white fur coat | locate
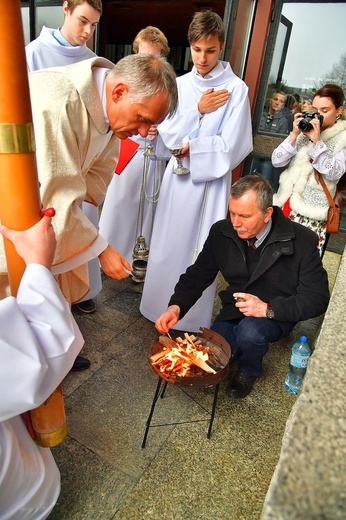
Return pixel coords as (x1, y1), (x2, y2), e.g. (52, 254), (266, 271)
(274, 120), (346, 220)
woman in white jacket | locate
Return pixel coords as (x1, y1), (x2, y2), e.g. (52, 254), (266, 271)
(272, 83), (346, 254)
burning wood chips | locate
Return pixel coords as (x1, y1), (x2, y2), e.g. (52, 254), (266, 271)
(150, 333), (216, 378)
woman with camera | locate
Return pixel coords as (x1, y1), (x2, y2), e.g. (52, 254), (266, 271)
(272, 83), (346, 254)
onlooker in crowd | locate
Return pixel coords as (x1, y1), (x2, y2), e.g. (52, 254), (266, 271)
(273, 83), (346, 254)
(282, 93), (301, 131)
(26, 0), (103, 318)
(0, 214), (83, 519)
(291, 93), (302, 114)
(281, 93), (295, 131)
(155, 175), (330, 398)
(287, 93), (301, 115)
(140, 10), (252, 331)
(301, 98), (313, 112)
(0, 54), (178, 370)
(251, 91), (289, 191)
(99, 26), (170, 266)
(259, 91), (289, 135)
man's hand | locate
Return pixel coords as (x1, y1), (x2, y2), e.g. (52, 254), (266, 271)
(155, 305), (180, 334)
(0, 212), (56, 269)
(198, 88), (230, 115)
(99, 244), (132, 279)
(233, 292), (267, 318)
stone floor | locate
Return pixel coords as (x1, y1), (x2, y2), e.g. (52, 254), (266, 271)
(48, 246), (343, 520)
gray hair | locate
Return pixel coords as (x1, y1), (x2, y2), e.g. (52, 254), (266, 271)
(108, 54), (177, 118)
(231, 174), (273, 214)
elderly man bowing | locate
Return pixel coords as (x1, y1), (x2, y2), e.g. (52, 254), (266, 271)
(0, 54), (178, 369)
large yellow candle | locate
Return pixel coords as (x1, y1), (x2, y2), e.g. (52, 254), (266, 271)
(0, 0), (41, 295)
(0, 0), (66, 448)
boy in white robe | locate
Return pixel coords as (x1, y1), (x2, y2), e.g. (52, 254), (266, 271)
(0, 214), (83, 519)
(140, 10), (253, 331)
(26, 0), (103, 319)
(26, 0), (101, 71)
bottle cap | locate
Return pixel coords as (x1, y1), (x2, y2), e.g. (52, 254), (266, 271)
(300, 335), (307, 342)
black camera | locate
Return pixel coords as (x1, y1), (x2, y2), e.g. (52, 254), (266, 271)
(298, 110), (324, 132)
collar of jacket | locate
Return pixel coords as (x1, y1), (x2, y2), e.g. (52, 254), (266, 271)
(220, 206), (296, 256)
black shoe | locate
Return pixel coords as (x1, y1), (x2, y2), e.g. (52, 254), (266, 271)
(71, 355), (91, 371)
(226, 370), (258, 398)
(75, 299), (96, 314)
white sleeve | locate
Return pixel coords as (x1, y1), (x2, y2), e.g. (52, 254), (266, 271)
(0, 264), (83, 421)
(308, 141), (346, 181)
(51, 234), (107, 275)
(272, 136), (297, 167)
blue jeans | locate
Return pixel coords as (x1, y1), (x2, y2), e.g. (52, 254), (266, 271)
(211, 317), (284, 377)
(251, 157), (285, 193)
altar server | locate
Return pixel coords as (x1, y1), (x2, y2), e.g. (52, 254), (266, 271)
(140, 10), (253, 331)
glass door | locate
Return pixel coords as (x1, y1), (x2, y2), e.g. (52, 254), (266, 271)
(245, 1), (346, 199)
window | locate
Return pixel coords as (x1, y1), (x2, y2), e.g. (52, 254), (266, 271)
(247, 1), (346, 195)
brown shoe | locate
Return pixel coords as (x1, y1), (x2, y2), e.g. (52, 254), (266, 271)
(226, 370), (258, 398)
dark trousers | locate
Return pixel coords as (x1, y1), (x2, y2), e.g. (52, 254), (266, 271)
(211, 317), (284, 377)
(251, 157), (285, 193)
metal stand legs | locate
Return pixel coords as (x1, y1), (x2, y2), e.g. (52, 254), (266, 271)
(142, 377), (164, 448)
(142, 377), (220, 448)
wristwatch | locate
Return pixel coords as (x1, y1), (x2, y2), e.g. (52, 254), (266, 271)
(266, 304), (275, 320)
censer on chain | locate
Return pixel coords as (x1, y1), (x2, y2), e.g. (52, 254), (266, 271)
(131, 140), (155, 283)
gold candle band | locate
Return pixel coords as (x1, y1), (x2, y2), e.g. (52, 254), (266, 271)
(0, 122), (35, 153)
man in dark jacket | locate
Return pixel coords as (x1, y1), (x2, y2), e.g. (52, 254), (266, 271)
(259, 91), (289, 134)
(252, 91), (289, 191)
(156, 175), (330, 398)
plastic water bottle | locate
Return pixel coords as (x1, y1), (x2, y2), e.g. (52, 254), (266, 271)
(285, 336), (311, 394)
